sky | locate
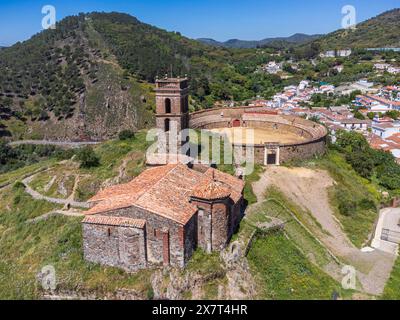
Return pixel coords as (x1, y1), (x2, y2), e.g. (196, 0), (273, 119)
(0, 0), (399, 46)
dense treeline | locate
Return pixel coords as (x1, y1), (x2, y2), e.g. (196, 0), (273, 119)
(1, 9), (399, 127)
(0, 14), (99, 119)
(0, 11), (283, 117)
(87, 12), (282, 106)
(313, 9), (400, 50)
(0, 140), (72, 173)
(334, 130), (400, 191)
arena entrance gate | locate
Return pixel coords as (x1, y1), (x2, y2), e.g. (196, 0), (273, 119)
(264, 143), (280, 166)
(232, 119), (241, 127)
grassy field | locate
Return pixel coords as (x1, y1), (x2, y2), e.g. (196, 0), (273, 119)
(382, 256), (400, 300)
(1, 136), (392, 300)
(243, 164), (264, 206)
(0, 136), (156, 299)
(261, 187), (338, 269)
(84, 131), (150, 181)
(0, 134), (230, 300)
(315, 151), (381, 248)
(242, 182), (354, 300)
(248, 231), (350, 300)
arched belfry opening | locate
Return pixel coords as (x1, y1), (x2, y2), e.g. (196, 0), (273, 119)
(155, 76), (189, 154)
(165, 98), (172, 114)
(165, 118), (170, 132)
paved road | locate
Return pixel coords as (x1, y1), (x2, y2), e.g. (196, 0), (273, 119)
(372, 208), (400, 254)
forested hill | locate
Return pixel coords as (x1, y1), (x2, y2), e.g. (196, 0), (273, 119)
(0, 12), (277, 141)
(198, 33), (323, 49)
(313, 8), (400, 49)
(2, 9), (398, 141)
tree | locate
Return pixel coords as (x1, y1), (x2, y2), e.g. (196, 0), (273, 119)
(76, 147), (100, 168)
(118, 130), (135, 140)
(354, 111), (365, 120)
(385, 110), (400, 120)
(336, 130), (370, 153)
(0, 140), (14, 165)
(346, 150), (375, 179)
(367, 112), (375, 120)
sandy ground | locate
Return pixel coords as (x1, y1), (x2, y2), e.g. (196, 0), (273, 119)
(208, 127), (307, 145)
(251, 166), (397, 296)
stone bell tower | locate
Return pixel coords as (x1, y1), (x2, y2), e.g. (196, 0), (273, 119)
(155, 76), (190, 154)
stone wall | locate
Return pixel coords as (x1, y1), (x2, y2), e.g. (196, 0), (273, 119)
(211, 201), (230, 251)
(105, 206), (193, 268)
(238, 137), (326, 164)
(279, 138), (326, 163)
(82, 223), (146, 272)
(184, 214), (197, 262)
(191, 198), (234, 252)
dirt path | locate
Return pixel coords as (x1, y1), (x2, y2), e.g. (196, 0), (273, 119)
(22, 174), (90, 209)
(26, 209), (84, 223)
(251, 166), (396, 296)
(9, 140), (100, 148)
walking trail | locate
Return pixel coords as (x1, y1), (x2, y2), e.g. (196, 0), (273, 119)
(9, 140), (100, 148)
(22, 174), (90, 209)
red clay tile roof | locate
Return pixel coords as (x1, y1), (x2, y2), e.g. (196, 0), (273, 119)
(82, 215), (146, 228)
(365, 95), (400, 107)
(369, 134), (398, 151)
(191, 178), (231, 200)
(204, 168), (244, 203)
(386, 133), (400, 145)
(88, 165), (175, 203)
(85, 164), (244, 225)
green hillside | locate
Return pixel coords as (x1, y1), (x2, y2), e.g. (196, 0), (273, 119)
(315, 8), (400, 49)
(0, 12), (278, 141)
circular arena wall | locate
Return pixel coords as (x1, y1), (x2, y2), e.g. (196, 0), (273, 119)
(189, 106), (328, 165)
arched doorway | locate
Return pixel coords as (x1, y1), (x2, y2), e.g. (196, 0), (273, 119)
(164, 118), (170, 132)
(232, 119), (241, 127)
(165, 98), (172, 114)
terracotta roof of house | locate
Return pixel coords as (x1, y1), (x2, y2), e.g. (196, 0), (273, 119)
(372, 123), (397, 129)
(365, 95), (400, 107)
(85, 164), (244, 225)
(341, 119), (371, 124)
(82, 215), (146, 229)
(369, 134), (398, 151)
(387, 133), (400, 145)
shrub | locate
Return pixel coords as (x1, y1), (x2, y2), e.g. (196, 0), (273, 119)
(76, 147), (100, 168)
(118, 130), (135, 141)
(358, 198), (376, 211)
(54, 149), (76, 161)
(12, 181), (25, 191)
(146, 287), (154, 300)
(336, 188), (357, 216)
